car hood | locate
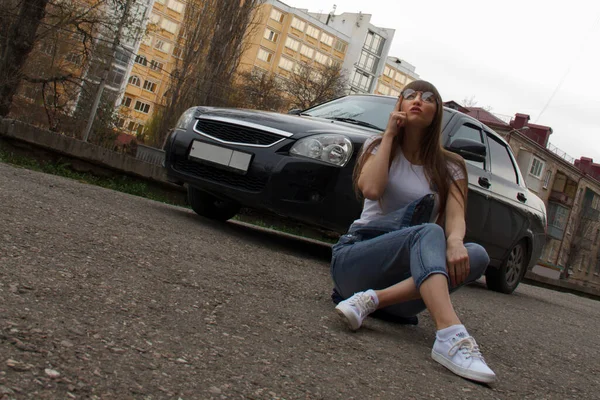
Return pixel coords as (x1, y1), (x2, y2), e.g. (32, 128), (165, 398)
(193, 107), (381, 141)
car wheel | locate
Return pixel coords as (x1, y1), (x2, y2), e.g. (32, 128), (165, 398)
(486, 240), (527, 294)
(187, 186), (240, 221)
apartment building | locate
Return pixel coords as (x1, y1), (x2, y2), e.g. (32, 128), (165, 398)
(116, 0), (418, 132)
(240, 1), (351, 82)
(374, 57), (420, 97)
(446, 102), (600, 290)
(13, 0), (151, 127)
(308, 10), (395, 94)
(117, 0), (184, 134)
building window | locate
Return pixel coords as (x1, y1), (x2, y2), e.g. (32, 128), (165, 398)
(321, 33), (334, 46)
(263, 28), (279, 42)
(134, 100), (151, 113)
(143, 80), (157, 92)
(291, 17), (306, 32)
(173, 45), (183, 59)
(390, 88), (400, 97)
(300, 44), (314, 59)
(149, 12), (160, 24)
(134, 54), (148, 66)
(314, 52), (330, 65)
(114, 49), (130, 66)
(351, 70), (373, 91)
(142, 34), (153, 46)
(257, 48), (273, 63)
(357, 50), (377, 73)
(160, 19), (178, 34)
(364, 30), (383, 54)
(377, 82), (390, 95)
(154, 40), (172, 53)
(128, 75), (141, 87)
(121, 96), (133, 107)
(306, 25), (320, 39)
(167, 0), (184, 13)
(107, 68), (125, 87)
(149, 60), (164, 71)
(285, 37), (300, 51)
(384, 65), (394, 78)
(530, 157), (544, 178)
(334, 39), (347, 53)
(543, 170), (552, 189)
(547, 202), (570, 240)
(278, 57), (294, 71)
(270, 8), (284, 23)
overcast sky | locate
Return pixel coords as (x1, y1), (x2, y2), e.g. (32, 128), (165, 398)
(290, 0), (600, 162)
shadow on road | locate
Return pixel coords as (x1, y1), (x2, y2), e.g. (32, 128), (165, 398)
(155, 205), (333, 262)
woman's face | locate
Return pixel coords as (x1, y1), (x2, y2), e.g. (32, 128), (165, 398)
(399, 89), (438, 129)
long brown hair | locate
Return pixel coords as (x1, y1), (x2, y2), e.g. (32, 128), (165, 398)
(352, 80), (467, 219)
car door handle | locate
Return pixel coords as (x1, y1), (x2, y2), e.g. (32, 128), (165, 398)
(478, 177), (491, 188)
(517, 192), (527, 202)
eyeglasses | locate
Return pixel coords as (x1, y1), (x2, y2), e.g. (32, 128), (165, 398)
(401, 89), (436, 104)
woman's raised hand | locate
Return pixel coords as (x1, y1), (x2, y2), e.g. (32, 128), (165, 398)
(384, 98), (407, 138)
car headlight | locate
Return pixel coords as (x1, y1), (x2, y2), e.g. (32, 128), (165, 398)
(290, 134), (353, 167)
(175, 107), (197, 130)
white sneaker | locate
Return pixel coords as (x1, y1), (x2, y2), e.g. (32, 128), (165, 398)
(335, 291), (378, 331)
(431, 334), (497, 383)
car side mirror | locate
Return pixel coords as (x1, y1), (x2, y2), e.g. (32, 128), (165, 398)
(446, 138), (487, 163)
(288, 108), (303, 115)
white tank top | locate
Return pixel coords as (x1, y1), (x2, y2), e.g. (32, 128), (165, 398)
(352, 136), (464, 227)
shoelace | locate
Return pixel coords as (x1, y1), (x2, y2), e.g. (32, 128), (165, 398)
(448, 336), (485, 361)
(348, 294), (375, 317)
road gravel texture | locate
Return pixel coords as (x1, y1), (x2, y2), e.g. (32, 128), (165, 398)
(1, 162), (599, 399)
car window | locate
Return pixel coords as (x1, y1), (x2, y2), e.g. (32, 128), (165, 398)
(451, 124), (485, 169)
(302, 95), (395, 131)
(487, 134), (518, 184)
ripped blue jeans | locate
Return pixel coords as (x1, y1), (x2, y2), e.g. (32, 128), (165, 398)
(330, 199), (490, 318)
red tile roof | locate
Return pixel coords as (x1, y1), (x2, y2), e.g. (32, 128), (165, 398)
(465, 107), (510, 129)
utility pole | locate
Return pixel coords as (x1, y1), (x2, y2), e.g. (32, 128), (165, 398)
(82, 0), (133, 142)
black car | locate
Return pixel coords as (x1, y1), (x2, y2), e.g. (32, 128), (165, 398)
(164, 94), (547, 294)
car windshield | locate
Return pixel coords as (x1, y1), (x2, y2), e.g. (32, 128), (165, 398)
(302, 95), (396, 131)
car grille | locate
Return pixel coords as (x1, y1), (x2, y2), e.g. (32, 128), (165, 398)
(195, 119), (283, 146)
(173, 160), (267, 192)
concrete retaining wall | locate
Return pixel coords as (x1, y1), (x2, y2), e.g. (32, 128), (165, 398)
(0, 118), (171, 186)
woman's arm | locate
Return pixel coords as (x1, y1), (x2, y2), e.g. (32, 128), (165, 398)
(357, 133), (396, 200)
(445, 179), (469, 286)
(357, 101), (406, 200)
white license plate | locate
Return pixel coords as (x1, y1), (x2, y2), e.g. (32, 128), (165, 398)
(189, 141), (252, 173)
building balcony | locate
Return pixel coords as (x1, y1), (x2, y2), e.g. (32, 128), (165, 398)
(549, 190), (574, 207)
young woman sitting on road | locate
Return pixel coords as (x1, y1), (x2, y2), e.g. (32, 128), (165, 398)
(331, 80), (496, 383)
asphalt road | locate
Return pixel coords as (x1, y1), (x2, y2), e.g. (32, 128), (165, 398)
(1, 162), (599, 400)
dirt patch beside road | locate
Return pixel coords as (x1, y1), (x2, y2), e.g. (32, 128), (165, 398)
(1, 162), (599, 399)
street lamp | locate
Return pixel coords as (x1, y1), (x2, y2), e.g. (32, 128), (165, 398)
(506, 126), (529, 143)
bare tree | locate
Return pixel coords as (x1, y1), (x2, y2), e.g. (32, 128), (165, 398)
(234, 69), (287, 111)
(0, 0), (51, 116)
(283, 62), (347, 110)
(152, 0), (264, 147)
(461, 95), (493, 112)
(0, 0), (138, 129)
